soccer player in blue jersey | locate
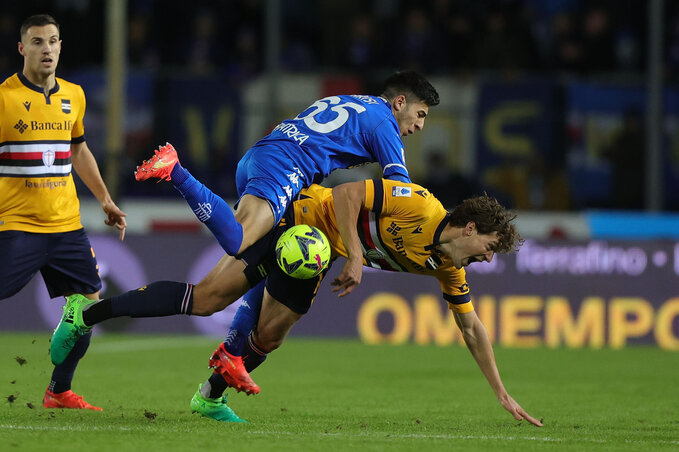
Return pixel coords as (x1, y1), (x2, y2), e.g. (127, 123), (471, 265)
(51, 179), (542, 426)
(136, 72), (438, 258)
(132, 72), (439, 393)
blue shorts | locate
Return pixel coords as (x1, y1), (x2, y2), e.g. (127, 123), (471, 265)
(0, 229), (101, 300)
(235, 146), (307, 225)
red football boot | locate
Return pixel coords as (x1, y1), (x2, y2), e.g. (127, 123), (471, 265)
(209, 343), (260, 395)
(43, 389), (103, 411)
(134, 143), (180, 182)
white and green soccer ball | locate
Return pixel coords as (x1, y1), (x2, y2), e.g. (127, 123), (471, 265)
(275, 225), (331, 279)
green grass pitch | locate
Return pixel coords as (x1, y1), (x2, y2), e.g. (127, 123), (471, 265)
(1, 332), (677, 451)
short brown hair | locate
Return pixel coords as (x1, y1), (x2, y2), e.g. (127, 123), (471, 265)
(449, 194), (523, 253)
(20, 14), (59, 40)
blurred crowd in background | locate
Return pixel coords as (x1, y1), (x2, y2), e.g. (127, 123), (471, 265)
(4, 0), (678, 78)
(2, 0), (679, 212)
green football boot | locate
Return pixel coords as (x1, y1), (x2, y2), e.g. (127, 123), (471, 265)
(190, 385), (247, 423)
(50, 294), (95, 366)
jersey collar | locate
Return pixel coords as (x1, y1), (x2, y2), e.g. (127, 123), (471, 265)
(377, 96), (391, 108)
(17, 72), (60, 100)
(425, 213), (451, 251)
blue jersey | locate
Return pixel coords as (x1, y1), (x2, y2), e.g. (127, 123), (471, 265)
(236, 94), (411, 224)
(251, 94), (410, 185)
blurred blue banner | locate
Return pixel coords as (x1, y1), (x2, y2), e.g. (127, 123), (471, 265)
(476, 79), (559, 169)
(566, 82), (679, 209)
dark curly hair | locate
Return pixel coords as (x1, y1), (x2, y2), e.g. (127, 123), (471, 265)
(448, 193), (523, 253)
(381, 70), (440, 106)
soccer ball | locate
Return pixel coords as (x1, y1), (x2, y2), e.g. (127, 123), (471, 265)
(275, 225), (331, 279)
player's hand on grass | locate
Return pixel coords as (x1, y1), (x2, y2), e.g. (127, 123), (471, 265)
(331, 257), (363, 298)
(102, 201), (127, 241)
(499, 393), (543, 427)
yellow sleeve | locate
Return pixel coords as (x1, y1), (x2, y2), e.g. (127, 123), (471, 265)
(72, 84), (86, 141)
(363, 179), (376, 211)
(0, 92), (4, 136)
(438, 267), (474, 313)
(374, 178), (430, 218)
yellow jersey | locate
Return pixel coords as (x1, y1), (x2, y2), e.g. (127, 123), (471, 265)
(0, 73), (86, 233)
(292, 179), (473, 313)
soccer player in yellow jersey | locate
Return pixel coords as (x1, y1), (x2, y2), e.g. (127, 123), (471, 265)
(0, 14), (127, 410)
(53, 173), (541, 425)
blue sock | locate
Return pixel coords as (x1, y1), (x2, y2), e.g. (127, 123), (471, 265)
(49, 332), (92, 393)
(223, 281), (264, 356)
(170, 164), (243, 255)
(82, 281), (194, 326)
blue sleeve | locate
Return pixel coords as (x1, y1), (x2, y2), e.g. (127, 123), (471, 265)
(369, 119), (411, 183)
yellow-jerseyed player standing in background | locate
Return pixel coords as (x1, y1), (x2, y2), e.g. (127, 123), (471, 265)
(0, 14), (126, 410)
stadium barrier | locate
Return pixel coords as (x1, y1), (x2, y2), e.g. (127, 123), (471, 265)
(2, 234), (677, 350)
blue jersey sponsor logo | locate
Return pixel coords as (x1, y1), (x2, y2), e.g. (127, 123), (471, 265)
(272, 122), (309, 145)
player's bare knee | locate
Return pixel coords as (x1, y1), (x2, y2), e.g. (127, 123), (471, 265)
(192, 284), (236, 316)
(234, 197), (275, 250)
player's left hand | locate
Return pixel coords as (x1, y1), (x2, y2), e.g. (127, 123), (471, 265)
(331, 257), (363, 298)
(102, 201), (127, 241)
(498, 393), (543, 427)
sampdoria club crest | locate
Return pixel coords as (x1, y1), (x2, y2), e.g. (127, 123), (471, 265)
(42, 149), (55, 167)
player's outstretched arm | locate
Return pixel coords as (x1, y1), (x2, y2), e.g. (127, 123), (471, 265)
(71, 141), (127, 240)
(453, 310), (543, 427)
(331, 181), (366, 297)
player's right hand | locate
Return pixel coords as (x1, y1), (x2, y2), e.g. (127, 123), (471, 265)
(331, 258), (363, 298)
(102, 201), (127, 241)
